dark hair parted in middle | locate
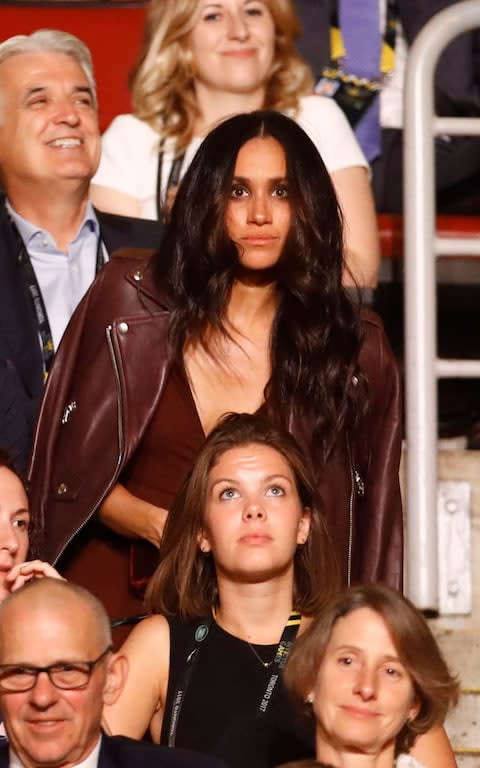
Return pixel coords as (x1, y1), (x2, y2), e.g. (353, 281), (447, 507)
(283, 584), (459, 755)
(145, 412), (340, 618)
(153, 110), (366, 462)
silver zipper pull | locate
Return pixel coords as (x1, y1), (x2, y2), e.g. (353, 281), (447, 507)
(354, 469), (365, 497)
(61, 401), (77, 425)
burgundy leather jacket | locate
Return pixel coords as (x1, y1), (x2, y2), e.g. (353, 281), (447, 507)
(28, 251), (403, 589)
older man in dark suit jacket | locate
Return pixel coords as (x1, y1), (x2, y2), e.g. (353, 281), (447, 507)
(0, 30), (163, 470)
(0, 578), (225, 768)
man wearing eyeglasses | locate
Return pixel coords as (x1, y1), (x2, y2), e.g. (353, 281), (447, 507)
(0, 578), (224, 768)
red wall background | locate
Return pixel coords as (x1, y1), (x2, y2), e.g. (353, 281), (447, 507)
(1, 6), (146, 130)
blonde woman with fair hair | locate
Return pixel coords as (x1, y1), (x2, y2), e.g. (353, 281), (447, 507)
(90, 0), (379, 287)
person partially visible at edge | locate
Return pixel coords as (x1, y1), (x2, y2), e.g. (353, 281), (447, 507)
(101, 415), (455, 768)
(281, 584), (459, 768)
(0, 578), (227, 768)
(0, 447), (61, 600)
(28, 110), (402, 640)
(90, 0), (380, 288)
(0, 30), (163, 471)
(294, 0), (480, 216)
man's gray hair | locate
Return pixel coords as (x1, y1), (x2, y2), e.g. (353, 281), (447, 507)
(0, 29), (97, 107)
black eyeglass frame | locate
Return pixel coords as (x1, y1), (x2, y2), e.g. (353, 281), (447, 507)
(0, 644), (114, 692)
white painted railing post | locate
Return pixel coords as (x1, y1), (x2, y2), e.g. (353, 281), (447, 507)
(404, 0), (480, 609)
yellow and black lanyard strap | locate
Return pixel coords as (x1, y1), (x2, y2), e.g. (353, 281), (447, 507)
(156, 141), (186, 221)
(329, 0), (397, 80)
(11, 216), (104, 379)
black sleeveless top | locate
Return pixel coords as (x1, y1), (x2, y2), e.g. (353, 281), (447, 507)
(161, 616), (315, 768)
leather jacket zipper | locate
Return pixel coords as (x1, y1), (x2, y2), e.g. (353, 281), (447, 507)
(347, 461), (354, 586)
(53, 323), (125, 564)
(346, 441), (366, 586)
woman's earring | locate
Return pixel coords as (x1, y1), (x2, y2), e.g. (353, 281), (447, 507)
(305, 692), (314, 704)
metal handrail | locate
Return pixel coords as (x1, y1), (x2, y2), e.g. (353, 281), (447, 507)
(404, 0), (480, 609)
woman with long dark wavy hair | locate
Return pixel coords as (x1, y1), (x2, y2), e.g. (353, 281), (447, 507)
(28, 110), (402, 638)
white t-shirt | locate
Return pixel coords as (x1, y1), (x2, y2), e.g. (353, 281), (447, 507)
(92, 95), (367, 221)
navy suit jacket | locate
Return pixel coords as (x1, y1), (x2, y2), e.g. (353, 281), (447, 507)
(0, 199), (163, 470)
(0, 734), (227, 768)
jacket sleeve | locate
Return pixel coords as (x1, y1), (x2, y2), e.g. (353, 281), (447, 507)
(27, 268), (107, 557)
(27, 252), (162, 564)
(352, 318), (404, 590)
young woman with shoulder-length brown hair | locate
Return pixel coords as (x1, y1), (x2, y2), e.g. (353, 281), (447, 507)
(102, 412), (338, 766)
(146, 411), (338, 618)
(283, 584), (459, 767)
(90, 0), (379, 287)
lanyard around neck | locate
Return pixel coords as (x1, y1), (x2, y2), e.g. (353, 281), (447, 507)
(329, 0), (398, 76)
(257, 610), (301, 714)
(11, 216), (104, 378)
(167, 610), (302, 747)
(156, 142), (186, 221)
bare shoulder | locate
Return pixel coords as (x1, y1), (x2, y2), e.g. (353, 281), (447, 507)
(104, 614), (171, 739)
(121, 613), (170, 655)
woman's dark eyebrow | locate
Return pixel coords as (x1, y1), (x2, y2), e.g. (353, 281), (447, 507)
(231, 176), (287, 184)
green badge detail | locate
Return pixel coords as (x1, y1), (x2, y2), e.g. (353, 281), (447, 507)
(195, 624), (209, 642)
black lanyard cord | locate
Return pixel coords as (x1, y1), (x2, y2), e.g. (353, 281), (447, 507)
(168, 617), (213, 748)
(167, 611), (302, 748)
(156, 142), (186, 221)
(10, 214), (104, 377)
